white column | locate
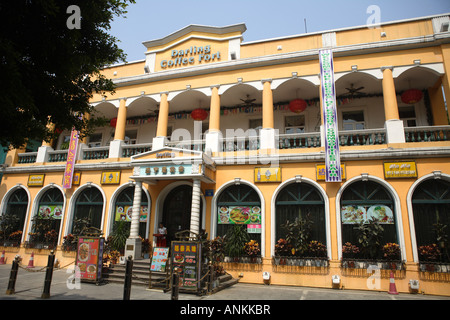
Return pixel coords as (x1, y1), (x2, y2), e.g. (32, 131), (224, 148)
(190, 179), (201, 238)
(130, 181), (142, 238)
(125, 181), (143, 260)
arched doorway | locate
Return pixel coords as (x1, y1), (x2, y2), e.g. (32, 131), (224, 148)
(162, 185), (202, 243)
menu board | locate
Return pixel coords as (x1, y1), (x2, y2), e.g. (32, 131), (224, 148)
(171, 241), (201, 291)
(76, 237), (105, 283)
(150, 247), (169, 272)
(218, 206), (261, 225)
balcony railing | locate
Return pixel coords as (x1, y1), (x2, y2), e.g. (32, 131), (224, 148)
(48, 150), (68, 163)
(339, 128), (386, 146)
(405, 125), (450, 142)
(222, 136), (260, 152)
(166, 139), (205, 152)
(122, 143), (153, 158)
(18, 152), (37, 164)
(82, 146), (109, 160)
(278, 132), (321, 149)
(11, 125), (450, 166)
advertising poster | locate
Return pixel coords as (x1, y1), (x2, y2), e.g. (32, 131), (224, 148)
(76, 237), (105, 282)
(38, 205), (63, 220)
(171, 241), (200, 290)
(319, 49), (342, 182)
(114, 205), (148, 222)
(341, 205), (394, 224)
(150, 247), (169, 272)
(218, 206), (261, 225)
(63, 129), (79, 189)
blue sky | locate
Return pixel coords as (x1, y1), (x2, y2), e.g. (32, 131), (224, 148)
(110, 0), (450, 62)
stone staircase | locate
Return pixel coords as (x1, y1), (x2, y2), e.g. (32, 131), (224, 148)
(103, 259), (239, 294)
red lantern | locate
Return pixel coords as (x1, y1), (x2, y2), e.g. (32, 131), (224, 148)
(55, 128), (63, 135)
(191, 108), (208, 121)
(401, 89), (423, 104)
(289, 99), (307, 113)
(110, 117), (117, 128)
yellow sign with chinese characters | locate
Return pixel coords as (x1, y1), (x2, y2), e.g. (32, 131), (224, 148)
(383, 161), (417, 179)
(316, 164), (346, 181)
(28, 174), (45, 187)
(254, 167), (281, 183)
(101, 171), (121, 184)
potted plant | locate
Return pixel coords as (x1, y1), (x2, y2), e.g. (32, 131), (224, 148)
(275, 238), (291, 265)
(281, 214), (313, 258)
(224, 225), (249, 262)
(342, 242), (360, 268)
(418, 244), (441, 272)
(244, 240), (260, 263)
(8, 230), (22, 246)
(354, 218), (384, 260)
(62, 234), (77, 252)
(382, 242), (401, 269)
(210, 236), (225, 262)
(109, 220), (130, 255)
(44, 230), (58, 249)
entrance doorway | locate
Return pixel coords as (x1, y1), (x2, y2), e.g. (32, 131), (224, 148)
(162, 185), (203, 244)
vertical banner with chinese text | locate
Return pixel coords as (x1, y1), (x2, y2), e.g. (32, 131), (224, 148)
(319, 49), (342, 182)
(63, 129), (79, 189)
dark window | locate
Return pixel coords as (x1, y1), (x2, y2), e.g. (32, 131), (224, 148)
(340, 181), (398, 259)
(412, 179), (450, 262)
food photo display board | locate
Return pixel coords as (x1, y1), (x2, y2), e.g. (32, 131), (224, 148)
(76, 237), (105, 283)
(171, 241), (201, 291)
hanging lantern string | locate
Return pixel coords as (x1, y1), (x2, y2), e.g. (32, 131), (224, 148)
(122, 90), (418, 125)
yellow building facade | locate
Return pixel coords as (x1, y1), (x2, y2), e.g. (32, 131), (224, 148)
(1, 14), (450, 296)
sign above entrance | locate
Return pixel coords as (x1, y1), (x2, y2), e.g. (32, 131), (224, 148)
(130, 147), (216, 183)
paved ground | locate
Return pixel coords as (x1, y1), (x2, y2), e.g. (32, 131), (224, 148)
(0, 263), (448, 317)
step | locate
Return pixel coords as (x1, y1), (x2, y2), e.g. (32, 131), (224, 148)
(105, 261), (239, 292)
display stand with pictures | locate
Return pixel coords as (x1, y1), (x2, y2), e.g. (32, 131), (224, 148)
(171, 240), (202, 294)
(149, 247), (170, 290)
(75, 237), (105, 285)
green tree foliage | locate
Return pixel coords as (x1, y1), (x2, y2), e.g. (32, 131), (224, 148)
(0, 0), (135, 149)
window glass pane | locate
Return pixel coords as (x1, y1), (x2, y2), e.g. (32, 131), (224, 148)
(342, 111), (365, 130)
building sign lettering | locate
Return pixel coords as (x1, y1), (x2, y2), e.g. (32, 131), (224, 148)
(160, 45), (221, 69)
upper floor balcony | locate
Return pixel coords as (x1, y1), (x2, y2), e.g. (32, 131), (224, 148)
(10, 64), (450, 167)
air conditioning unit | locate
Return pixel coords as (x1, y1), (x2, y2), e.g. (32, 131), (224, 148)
(409, 279), (419, 290)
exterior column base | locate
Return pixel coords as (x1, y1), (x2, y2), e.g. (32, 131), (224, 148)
(152, 136), (167, 150)
(109, 140), (124, 158)
(205, 131), (222, 154)
(385, 119), (405, 143)
(260, 128), (276, 150)
(36, 146), (53, 163)
(125, 237), (142, 260)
